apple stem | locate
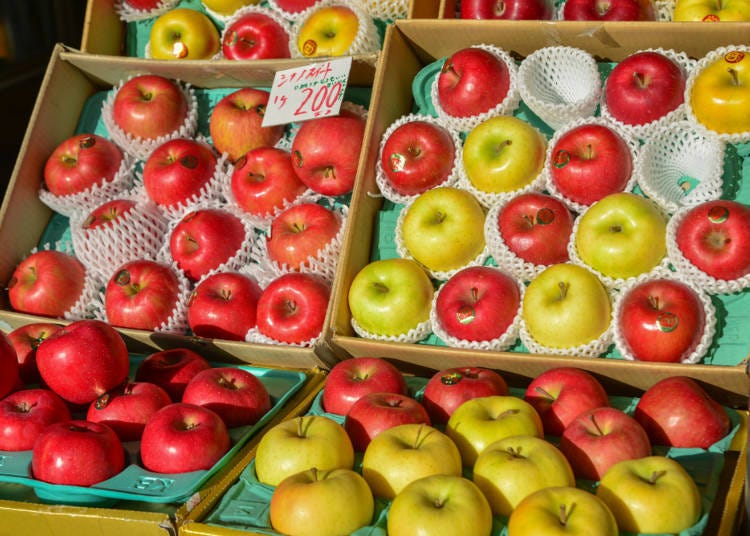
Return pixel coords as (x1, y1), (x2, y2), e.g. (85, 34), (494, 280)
(373, 282), (390, 294)
(310, 467), (319, 481)
(558, 281), (568, 300)
(559, 503), (576, 526)
(414, 424), (428, 449)
(632, 71), (648, 89)
(648, 295), (661, 310)
(495, 140), (513, 155)
(296, 416), (305, 438)
(291, 222), (307, 233)
(534, 386), (556, 401)
(584, 143), (594, 160)
(728, 68), (739, 87)
(506, 446), (525, 458)
(649, 470), (667, 484)
(495, 0), (507, 16)
(435, 211), (447, 224)
(590, 414), (605, 436)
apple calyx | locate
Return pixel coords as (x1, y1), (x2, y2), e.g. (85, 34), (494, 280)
(559, 502), (577, 526)
(505, 446), (527, 459)
(79, 135), (97, 150)
(647, 469), (668, 484)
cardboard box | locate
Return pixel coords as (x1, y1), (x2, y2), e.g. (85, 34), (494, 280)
(327, 19), (750, 409)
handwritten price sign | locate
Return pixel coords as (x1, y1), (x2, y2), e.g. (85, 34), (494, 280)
(262, 57), (353, 127)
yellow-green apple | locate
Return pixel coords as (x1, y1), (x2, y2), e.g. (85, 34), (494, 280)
(295, 5), (359, 57)
(497, 192), (574, 266)
(256, 272), (330, 344)
(575, 192), (668, 280)
(362, 423), (462, 499)
(140, 402), (231, 473)
(472, 435), (576, 516)
(524, 367), (610, 437)
(387, 475), (493, 536)
(446, 395), (544, 466)
(547, 123), (632, 206)
(270, 467), (374, 536)
(104, 260), (182, 331)
(347, 258), (434, 337)
(674, 199), (750, 280)
(7, 250), (86, 318)
(379, 119), (456, 196)
(434, 266), (521, 342)
(0, 388), (71, 451)
(559, 406), (652, 481)
(7, 323), (62, 385)
(142, 138), (218, 208)
(209, 87), (285, 163)
(230, 147), (307, 218)
(436, 47), (511, 118)
(521, 263), (611, 349)
(149, 8), (220, 60)
(203, 0), (260, 16)
(222, 10), (290, 60)
(31, 420), (125, 485)
(266, 202), (341, 270)
(597, 455), (702, 533)
(401, 187), (486, 273)
(182, 367), (271, 428)
(422, 367), (508, 425)
(462, 115), (546, 194)
(633, 376), (730, 448)
(290, 110), (366, 196)
(254, 415), (354, 485)
(562, 0), (654, 19)
(43, 133), (124, 196)
(345, 392), (430, 452)
(187, 272), (262, 341)
(689, 49), (750, 135)
(135, 348), (211, 401)
(322, 357), (408, 416)
(674, 0), (750, 21)
(86, 381), (172, 441)
(508, 486), (618, 536)
(617, 278), (707, 362)
(460, 0), (553, 19)
(112, 74), (189, 141)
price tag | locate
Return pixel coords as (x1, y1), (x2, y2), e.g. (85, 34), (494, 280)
(262, 57), (353, 127)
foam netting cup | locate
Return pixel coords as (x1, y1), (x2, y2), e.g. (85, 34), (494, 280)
(38, 152), (137, 218)
(430, 44), (522, 133)
(543, 116), (641, 214)
(216, 4), (294, 58)
(69, 192), (170, 285)
(429, 267), (525, 351)
(599, 48), (697, 142)
(114, 0), (179, 22)
(517, 46), (602, 131)
(266, 0), (323, 22)
(375, 114), (463, 205)
(611, 267), (717, 364)
(351, 315), (433, 344)
(684, 45), (750, 144)
(635, 120), (725, 215)
(666, 203), (750, 294)
(361, 0), (410, 20)
(655, 0), (675, 20)
(102, 77), (199, 161)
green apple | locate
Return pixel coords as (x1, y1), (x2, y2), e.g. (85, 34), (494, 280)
(508, 486), (618, 536)
(149, 8), (220, 60)
(362, 423), (462, 500)
(462, 115), (546, 194)
(401, 187), (486, 273)
(575, 192), (667, 280)
(347, 258), (434, 337)
(296, 5), (360, 57)
(472, 435), (576, 517)
(596, 455), (702, 533)
(522, 263), (611, 349)
(445, 395), (544, 467)
(254, 415), (354, 486)
(387, 475), (493, 536)
(269, 467), (374, 536)
(674, 0), (750, 21)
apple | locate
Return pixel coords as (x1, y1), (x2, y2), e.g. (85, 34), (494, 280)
(7, 250), (86, 318)
(134, 348), (211, 401)
(524, 367), (610, 437)
(597, 456), (702, 533)
(7, 323), (62, 385)
(203, 0), (261, 16)
(35, 319), (130, 406)
(347, 258), (434, 338)
(265, 202), (341, 270)
(295, 5), (359, 57)
(322, 356), (408, 416)
(562, 0), (655, 19)
(0, 388), (71, 451)
(222, 9), (291, 60)
(472, 435), (576, 516)
(169, 208), (248, 281)
(86, 381), (172, 442)
(122, 0), (170, 10)
(559, 406), (652, 481)
(140, 402), (231, 473)
(674, 0), (750, 22)
(187, 271), (262, 341)
(521, 263), (612, 350)
(422, 367), (508, 425)
(270, 468), (374, 536)
(43, 133), (124, 196)
(254, 415), (355, 486)
(272, 0), (320, 14)
(209, 87), (285, 163)
(633, 376), (730, 448)
(0, 331), (19, 399)
(255, 272), (330, 344)
(446, 395), (544, 466)
(149, 8), (220, 60)
(460, 0), (553, 19)
(400, 187), (486, 274)
(104, 260), (183, 331)
(462, 115), (546, 194)
(80, 198), (136, 229)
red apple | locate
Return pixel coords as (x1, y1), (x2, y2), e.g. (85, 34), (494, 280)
(123, 0), (164, 9)
(272, 0), (320, 13)
(222, 11), (291, 60)
(7, 322), (62, 385)
(266, 202), (341, 270)
(0, 388), (71, 451)
(563, 0), (655, 19)
(134, 348), (212, 401)
(80, 198), (137, 230)
(0, 331), (19, 399)
(43, 133), (124, 196)
(188, 271), (262, 341)
(422, 367), (508, 425)
(460, 0), (553, 19)
(112, 74), (189, 141)
(322, 357), (408, 416)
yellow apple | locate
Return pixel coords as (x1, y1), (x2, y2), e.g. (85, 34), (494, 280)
(149, 8), (220, 60)
(296, 5), (359, 57)
(202, 0), (260, 16)
(673, 0), (750, 20)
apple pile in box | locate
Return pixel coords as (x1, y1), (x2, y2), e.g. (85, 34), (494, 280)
(214, 357), (737, 536)
(348, 43), (750, 364)
(11, 73), (369, 346)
